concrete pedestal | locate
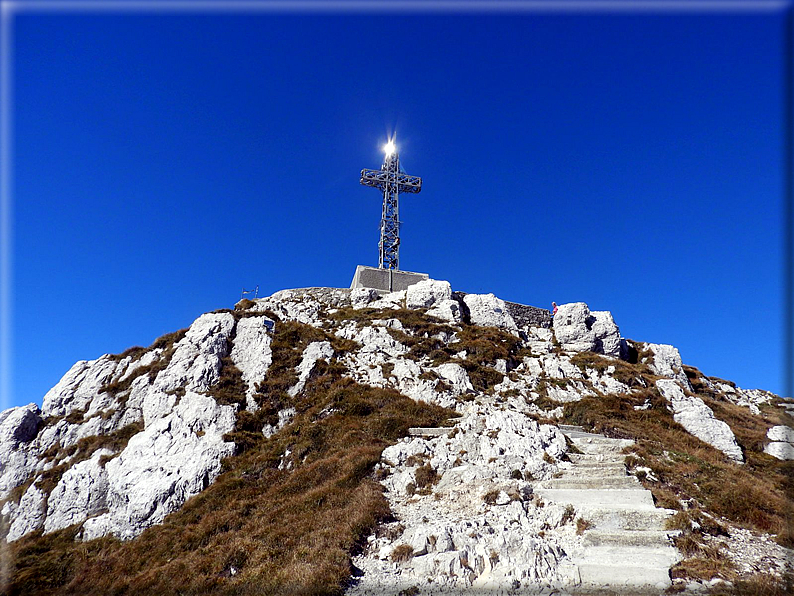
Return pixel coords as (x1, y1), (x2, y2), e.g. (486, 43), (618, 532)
(350, 265), (428, 293)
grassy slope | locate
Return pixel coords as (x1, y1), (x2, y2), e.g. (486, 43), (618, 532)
(4, 315), (455, 596)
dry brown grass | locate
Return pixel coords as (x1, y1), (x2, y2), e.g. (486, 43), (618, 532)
(5, 317), (455, 596)
(575, 517), (592, 535)
(390, 544), (414, 563)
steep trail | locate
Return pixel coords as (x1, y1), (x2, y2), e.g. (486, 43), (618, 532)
(536, 425), (681, 594)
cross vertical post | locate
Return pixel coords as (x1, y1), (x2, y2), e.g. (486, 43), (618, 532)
(360, 141), (422, 270)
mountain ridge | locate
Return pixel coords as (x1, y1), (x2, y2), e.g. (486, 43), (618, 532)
(0, 279), (791, 595)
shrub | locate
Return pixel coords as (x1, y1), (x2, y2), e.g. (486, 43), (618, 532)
(413, 464), (439, 489)
(391, 544), (414, 563)
(575, 517), (592, 535)
(235, 298), (255, 311)
(483, 490), (500, 505)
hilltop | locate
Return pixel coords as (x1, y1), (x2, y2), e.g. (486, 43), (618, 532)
(0, 280), (791, 595)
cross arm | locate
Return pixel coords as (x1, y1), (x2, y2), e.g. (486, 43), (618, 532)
(360, 169), (423, 193)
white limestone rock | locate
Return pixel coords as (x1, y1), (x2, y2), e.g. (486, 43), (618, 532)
(115, 349), (162, 384)
(81, 391), (236, 541)
(656, 379), (743, 462)
(432, 363), (474, 396)
(425, 299), (463, 323)
(43, 448), (112, 535)
(524, 326), (554, 355)
(379, 290), (406, 309)
(643, 343), (692, 390)
(289, 341), (333, 397)
(591, 310), (621, 357)
(717, 386), (778, 415)
(552, 303), (621, 357)
(764, 442), (794, 460)
(764, 426), (794, 460)
(6, 484), (46, 542)
(0, 404), (43, 499)
(767, 425), (794, 443)
(405, 278), (452, 310)
(254, 288), (328, 326)
(350, 287), (379, 309)
(261, 407), (296, 439)
(42, 356), (119, 417)
(153, 312), (235, 394)
(546, 383), (590, 403)
(353, 407), (574, 593)
(132, 312), (235, 427)
(539, 354), (584, 380)
(336, 323), (408, 358)
(230, 315), (275, 409)
(462, 293), (517, 331)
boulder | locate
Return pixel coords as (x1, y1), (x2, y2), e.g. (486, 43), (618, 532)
(462, 293), (517, 331)
(643, 343), (692, 389)
(766, 425), (794, 443)
(591, 311), (621, 357)
(553, 303), (621, 357)
(764, 426), (794, 460)
(764, 442), (794, 460)
(425, 299), (463, 323)
(656, 379), (743, 462)
(405, 279), (452, 310)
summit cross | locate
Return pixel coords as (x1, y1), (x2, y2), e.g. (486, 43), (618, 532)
(359, 140), (422, 270)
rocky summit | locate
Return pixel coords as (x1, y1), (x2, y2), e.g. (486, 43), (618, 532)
(1, 279), (792, 595)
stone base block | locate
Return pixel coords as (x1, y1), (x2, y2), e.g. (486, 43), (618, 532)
(350, 265), (428, 293)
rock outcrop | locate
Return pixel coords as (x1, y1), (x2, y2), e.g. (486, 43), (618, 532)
(553, 302), (621, 357)
(764, 425), (794, 460)
(656, 379), (744, 462)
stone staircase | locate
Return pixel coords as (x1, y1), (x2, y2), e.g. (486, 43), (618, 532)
(537, 425), (681, 594)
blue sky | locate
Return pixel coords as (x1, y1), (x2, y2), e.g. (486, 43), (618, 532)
(4, 2), (792, 409)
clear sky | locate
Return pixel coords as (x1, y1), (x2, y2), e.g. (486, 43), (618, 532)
(4, 2), (792, 409)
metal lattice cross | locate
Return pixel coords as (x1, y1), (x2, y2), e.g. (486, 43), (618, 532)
(360, 142), (422, 270)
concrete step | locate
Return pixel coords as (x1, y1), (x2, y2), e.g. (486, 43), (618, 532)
(583, 529), (677, 548)
(576, 545), (681, 569)
(559, 424), (586, 433)
(568, 453), (627, 464)
(579, 506), (675, 532)
(536, 488), (656, 508)
(539, 476), (640, 490)
(564, 430), (609, 440)
(559, 465), (628, 479)
(566, 460), (627, 470)
(571, 436), (634, 446)
(408, 427), (453, 437)
(577, 562), (672, 590)
(572, 442), (633, 456)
